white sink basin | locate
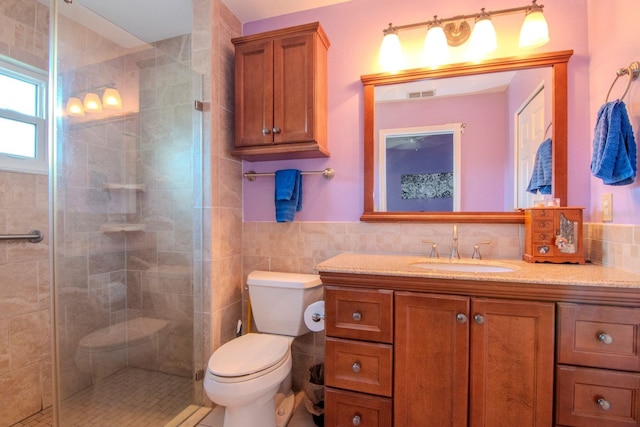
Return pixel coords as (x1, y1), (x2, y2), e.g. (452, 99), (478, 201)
(411, 262), (514, 273)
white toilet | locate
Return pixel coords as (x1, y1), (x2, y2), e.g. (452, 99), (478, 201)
(204, 270), (323, 427)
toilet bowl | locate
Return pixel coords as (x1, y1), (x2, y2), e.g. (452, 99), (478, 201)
(204, 333), (294, 427)
(204, 271), (323, 427)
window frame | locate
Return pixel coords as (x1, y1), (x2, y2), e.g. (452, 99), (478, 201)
(0, 56), (48, 174)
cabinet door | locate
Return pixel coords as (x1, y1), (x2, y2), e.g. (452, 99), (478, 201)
(469, 299), (555, 427)
(234, 39), (274, 147)
(394, 292), (470, 427)
(273, 33), (317, 144)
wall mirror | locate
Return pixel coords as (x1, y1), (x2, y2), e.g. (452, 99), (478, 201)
(361, 50), (573, 223)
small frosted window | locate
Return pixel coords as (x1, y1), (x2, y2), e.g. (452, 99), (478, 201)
(0, 117), (36, 158)
(0, 73), (37, 116)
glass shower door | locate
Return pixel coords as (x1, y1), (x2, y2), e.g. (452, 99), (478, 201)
(50, 0), (203, 424)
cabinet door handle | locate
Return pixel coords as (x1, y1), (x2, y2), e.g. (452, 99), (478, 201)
(352, 414), (361, 426)
(597, 398), (612, 411)
(598, 333), (613, 345)
(352, 362), (361, 373)
(262, 128), (271, 135)
(352, 311), (362, 321)
(473, 314), (485, 324)
(272, 127), (281, 134)
(456, 313), (468, 323)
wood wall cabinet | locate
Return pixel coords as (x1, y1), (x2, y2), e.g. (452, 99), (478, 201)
(556, 303), (640, 426)
(231, 22), (330, 161)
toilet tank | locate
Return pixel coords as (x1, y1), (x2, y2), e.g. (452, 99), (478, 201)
(247, 271), (323, 337)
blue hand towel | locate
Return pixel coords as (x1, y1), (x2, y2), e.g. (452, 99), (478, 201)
(527, 138), (553, 194)
(275, 169), (302, 222)
(591, 100), (637, 185)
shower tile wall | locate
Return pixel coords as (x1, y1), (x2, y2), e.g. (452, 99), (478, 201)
(0, 1), (50, 425)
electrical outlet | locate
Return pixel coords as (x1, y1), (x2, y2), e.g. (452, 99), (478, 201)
(601, 193), (613, 222)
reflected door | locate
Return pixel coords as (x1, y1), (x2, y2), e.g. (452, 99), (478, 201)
(516, 86), (545, 209)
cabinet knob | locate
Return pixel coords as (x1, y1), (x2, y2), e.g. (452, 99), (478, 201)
(598, 333), (613, 345)
(352, 362), (361, 373)
(352, 414), (361, 426)
(473, 314), (485, 324)
(272, 127), (281, 134)
(352, 312), (362, 321)
(597, 398), (612, 411)
(262, 128), (271, 135)
(456, 313), (468, 323)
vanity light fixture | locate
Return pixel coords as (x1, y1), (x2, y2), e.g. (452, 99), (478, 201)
(379, 0), (549, 72)
(65, 82), (122, 116)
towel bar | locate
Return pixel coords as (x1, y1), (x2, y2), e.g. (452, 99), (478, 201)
(243, 168), (335, 182)
(0, 230), (44, 243)
(605, 61), (639, 102)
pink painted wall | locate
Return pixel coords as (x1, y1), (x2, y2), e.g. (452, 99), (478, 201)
(376, 92), (508, 211)
(587, 0), (640, 224)
(241, 0), (591, 222)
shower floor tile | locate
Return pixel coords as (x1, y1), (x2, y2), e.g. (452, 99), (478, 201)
(11, 368), (192, 427)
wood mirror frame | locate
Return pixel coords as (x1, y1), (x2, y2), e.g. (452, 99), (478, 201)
(361, 50), (573, 223)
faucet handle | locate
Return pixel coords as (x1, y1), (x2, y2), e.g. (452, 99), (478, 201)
(471, 241), (491, 260)
(421, 240), (439, 258)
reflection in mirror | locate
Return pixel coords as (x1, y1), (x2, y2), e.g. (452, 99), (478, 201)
(361, 50), (573, 223)
(378, 124), (461, 212)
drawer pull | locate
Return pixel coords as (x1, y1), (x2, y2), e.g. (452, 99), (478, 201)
(473, 314), (485, 325)
(352, 414), (361, 426)
(352, 311), (362, 321)
(597, 398), (612, 411)
(456, 313), (468, 323)
(352, 362), (361, 373)
(598, 333), (613, 345)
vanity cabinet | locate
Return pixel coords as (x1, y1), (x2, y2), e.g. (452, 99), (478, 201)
(231, 22), (330, 161)
(395, 293), (554, 427)
(556, 303), (640, 426)
(323, 284), (554, 427)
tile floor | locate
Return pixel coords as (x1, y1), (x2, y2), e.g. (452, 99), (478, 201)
(11, 368), (192, 427)
(10, 372), (319, 427)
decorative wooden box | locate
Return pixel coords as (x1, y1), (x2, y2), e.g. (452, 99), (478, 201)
(523, 207), (585, 264)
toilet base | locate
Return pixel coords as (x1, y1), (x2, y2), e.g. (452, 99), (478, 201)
(222, 384), (279, 427)
(275, 390), (295, 427)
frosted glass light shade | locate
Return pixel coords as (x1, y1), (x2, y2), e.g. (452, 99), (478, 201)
(519, 10), (549, 48)
(423, 25), (448, 67)
(83, 92), (103, 112)
(102, 88), (122, 109)
(66, 97), (84, 116)
(379, 32), (406, 72)
(468, 18), (497, 60)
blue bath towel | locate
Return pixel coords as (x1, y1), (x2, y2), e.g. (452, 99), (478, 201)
(275, 169), (302, 222)
(526, 138), (553, 194)
(591, 100), (637, 186)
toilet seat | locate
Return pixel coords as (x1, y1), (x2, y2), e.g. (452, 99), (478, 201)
(207, 334), (290, 383)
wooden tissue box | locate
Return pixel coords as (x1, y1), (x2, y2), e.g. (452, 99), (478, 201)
(523, 207), (585, 264)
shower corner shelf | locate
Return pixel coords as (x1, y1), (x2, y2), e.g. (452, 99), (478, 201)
(101, 223), (146, 233)
(103, 183), (146, 192)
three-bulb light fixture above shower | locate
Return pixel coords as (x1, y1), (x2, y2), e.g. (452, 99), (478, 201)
(65, 82), (122, 117)
(379, 0), (549, 72)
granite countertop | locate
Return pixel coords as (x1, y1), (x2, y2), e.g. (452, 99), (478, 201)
(315, 253), (640, 288)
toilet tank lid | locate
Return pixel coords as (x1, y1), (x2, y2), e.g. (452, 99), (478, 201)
(248, 270), (321, 289)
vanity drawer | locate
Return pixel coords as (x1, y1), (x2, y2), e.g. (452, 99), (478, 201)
(558, 303), (640, 371)
(325, 337), (393, 397)
(325, 286), (393, 343)
(325, 388), (392, 427)
(556, 365), (640, 427)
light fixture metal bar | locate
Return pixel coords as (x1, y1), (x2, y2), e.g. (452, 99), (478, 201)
(388, 3), (538, 33)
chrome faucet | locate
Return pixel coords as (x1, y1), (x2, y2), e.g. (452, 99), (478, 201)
(450, 224), (460, 259)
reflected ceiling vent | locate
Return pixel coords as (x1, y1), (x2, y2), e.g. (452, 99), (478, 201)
(407, 90), (435, 99)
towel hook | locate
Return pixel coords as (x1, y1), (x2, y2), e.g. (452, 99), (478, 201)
(543, 122), (552, 140)
(605, 61), (640, 102)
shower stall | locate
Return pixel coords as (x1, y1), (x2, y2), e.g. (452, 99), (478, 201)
(50, 0), (206, 424)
